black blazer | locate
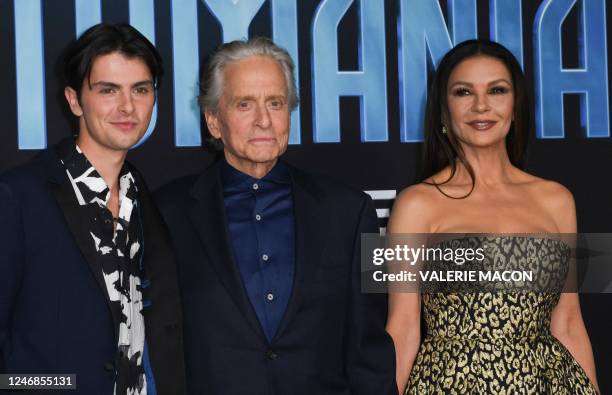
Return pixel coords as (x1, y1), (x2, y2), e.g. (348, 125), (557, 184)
(0, 144), (186, 394)
(155, 160), (397, 395)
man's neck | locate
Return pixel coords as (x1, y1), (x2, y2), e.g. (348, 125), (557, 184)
(224, 154), (277, 179)
(75, 136), (127, 193)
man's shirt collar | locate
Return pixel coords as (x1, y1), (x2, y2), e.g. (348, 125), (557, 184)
(220, 158), (291, 190)
(58, 138), (136, 206)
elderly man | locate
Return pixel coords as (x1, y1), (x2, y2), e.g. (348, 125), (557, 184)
(155, 37), (396, 395)
(0, 24), (185, 394)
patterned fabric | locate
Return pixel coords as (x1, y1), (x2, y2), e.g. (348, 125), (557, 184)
(406, 237), (598, 395)
(60, 143), (146, 395)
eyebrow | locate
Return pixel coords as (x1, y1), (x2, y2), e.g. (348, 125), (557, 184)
(232, 95), (256, 102)
(265, 94), (287, 101)
(449, 79), (512, 89)
(232, 94), (287, 102)
(89, 80), (155, 89)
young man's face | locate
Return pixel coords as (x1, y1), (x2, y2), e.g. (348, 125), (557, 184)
(65, 52), (155, 153)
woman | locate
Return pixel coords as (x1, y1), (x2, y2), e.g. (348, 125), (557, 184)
(386, 40), (600, 394)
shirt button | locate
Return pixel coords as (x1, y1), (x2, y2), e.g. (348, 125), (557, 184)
(266, 293), (274, 301)
(262, 254), (269, 262)
(252, 183), (259, 190)
(255, 214), (262, 221)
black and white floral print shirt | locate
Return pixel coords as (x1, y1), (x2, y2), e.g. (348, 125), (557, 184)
(60, 142), (146, 395)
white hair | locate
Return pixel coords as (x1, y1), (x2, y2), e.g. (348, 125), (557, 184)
(199, 36), (299, 115)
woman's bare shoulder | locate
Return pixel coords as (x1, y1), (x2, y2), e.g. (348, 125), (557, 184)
(395, 182), (442, 208)
(388, 183), (441, 233)
(519, 172), (575, 207)
(517, 172), (576, 231)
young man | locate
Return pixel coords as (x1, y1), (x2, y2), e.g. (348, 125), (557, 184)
(155, 37), (397, 395)
(0, 24), (184, 395)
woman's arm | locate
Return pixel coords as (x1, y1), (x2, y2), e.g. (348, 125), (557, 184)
(386, 293), (421, 395)
(548, 183), (599, 392)
(551, 293), (599, 392)
(385, 186), (434, 394)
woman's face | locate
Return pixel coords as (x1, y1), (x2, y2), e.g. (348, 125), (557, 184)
(445, 55), (514, 150)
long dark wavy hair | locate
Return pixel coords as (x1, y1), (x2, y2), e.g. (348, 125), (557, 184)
(422, 39), (529, 198)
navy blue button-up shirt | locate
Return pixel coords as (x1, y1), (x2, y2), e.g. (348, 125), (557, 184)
(221, 160), (295, 341)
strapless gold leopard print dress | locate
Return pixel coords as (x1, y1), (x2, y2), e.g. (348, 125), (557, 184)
(406, 237), (597, 394)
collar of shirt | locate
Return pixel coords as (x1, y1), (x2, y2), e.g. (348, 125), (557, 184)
(220, 158), (291, 193)
(58, 138), (137, 206)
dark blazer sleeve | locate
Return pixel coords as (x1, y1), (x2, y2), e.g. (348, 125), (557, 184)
(0, 182), (25, 372)
(346, 195), (398, 395)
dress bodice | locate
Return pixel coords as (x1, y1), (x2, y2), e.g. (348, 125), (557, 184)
(421, 236), (569, 341)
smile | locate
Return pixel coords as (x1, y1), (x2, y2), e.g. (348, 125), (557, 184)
(466, 120), (497, 131)
(111, 121), (138, 131)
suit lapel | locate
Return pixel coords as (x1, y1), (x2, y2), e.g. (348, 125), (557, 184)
(189, 163), (266, 340)
(274, 167), (330, 340)
(48, 153), (119, 342)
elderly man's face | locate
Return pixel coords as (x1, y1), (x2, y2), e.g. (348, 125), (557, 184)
(205, 55), (290, 178)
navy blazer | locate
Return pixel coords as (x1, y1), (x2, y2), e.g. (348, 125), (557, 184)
(155, 160), (397, 395)
(0, 145), (186, 394)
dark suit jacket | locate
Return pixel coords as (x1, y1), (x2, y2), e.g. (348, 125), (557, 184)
(155, 160), (397, 395)
(0, 144), (186, 394)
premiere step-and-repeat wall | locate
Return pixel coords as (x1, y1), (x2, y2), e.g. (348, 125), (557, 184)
(1, 0), (610, 390)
